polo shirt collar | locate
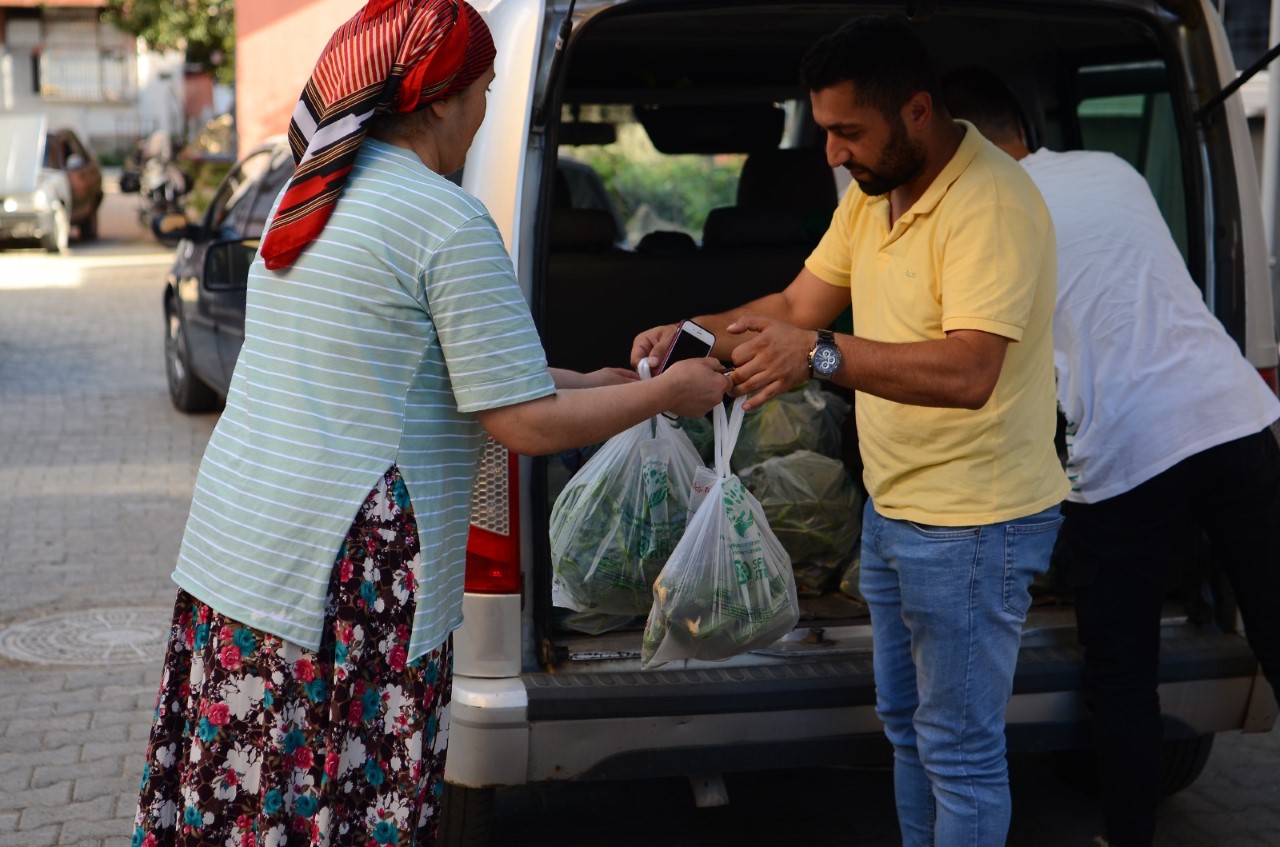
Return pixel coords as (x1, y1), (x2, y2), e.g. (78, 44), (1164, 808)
(866, 119), (982, 235)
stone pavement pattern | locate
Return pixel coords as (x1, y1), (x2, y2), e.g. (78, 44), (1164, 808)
(0, 243), (211, 847)
(0, 198), (1278, 846)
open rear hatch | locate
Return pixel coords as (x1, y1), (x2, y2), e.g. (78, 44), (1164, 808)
(526, 1), (1255, 715)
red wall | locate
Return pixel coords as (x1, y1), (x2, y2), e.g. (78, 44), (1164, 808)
(235, 0), (364, 150)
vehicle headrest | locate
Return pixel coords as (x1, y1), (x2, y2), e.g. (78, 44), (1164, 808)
(549, 208), (619, 252)
(701, 206), (835, 250)
(636, 230), (698, 256)
(736, 148), (838, 211)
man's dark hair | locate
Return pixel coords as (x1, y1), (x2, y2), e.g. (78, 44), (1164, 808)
(799, 16), (943, 119)
(941, 66), (1027, 145)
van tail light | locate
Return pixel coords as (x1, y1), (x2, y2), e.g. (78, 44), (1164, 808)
(465, 437), (522, 594)
(1259, 367), (1279, 397)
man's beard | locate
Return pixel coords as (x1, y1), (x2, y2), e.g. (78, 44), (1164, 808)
(848, 115), (926, 197)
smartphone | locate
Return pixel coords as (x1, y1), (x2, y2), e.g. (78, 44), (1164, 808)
(658, 319), (716, 373)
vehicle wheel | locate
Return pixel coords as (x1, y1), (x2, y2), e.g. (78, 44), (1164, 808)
(78, 212), (98, 241)
(437, 783), (495, 847)
(165, 303), (222, 413)
(1052, 733), (1215, 798)
(1157, 733), (1214, 796)
(42, 203), (70, 254)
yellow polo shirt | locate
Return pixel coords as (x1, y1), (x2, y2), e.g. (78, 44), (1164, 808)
(806, 122), (1069, 525)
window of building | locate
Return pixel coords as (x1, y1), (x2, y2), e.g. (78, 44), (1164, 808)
(37, 9), (137, 103)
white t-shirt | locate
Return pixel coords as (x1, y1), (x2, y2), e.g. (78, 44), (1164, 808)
(1021, 148), (1280, 503)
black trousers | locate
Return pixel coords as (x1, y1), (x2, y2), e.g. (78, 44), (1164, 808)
(1059, 426), (1280, 847)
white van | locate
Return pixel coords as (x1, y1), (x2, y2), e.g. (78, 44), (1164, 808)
(443, 1), (1280, 842)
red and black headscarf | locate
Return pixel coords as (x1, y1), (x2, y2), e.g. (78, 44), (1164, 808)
(260, 0), (496, 271)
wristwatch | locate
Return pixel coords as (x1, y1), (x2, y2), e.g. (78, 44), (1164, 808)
(807, 329), (842, 380)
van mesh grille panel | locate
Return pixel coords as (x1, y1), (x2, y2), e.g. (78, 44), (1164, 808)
(471, 436), (510, 535)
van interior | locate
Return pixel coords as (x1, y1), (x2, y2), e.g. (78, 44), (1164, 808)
(532, 3), (1223, 649)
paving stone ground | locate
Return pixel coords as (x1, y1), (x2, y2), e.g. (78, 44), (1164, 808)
(0, 191), (1277, 846)
(0, 203), (208, 846)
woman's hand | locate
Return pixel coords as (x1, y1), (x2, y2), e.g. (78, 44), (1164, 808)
(655, 356), (734, 418)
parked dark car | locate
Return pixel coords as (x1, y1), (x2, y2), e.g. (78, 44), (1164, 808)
(0, 115), (103, 252)
(162, 135), (293, 412)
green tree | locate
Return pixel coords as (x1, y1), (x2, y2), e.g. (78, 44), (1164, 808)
(103, 0), (235, 85)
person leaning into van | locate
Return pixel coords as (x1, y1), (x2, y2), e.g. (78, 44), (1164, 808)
(632, 16), (1069, 847)
(944, 66), (1280, 847)
(129, 2), (732, 845)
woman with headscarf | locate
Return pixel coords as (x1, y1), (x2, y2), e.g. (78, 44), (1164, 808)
(131, 2), (731, 844)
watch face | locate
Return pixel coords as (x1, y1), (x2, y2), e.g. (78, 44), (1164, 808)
(814, 345), (840, 376)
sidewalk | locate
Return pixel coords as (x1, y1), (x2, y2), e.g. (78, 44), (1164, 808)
(0, 180), (213, 846)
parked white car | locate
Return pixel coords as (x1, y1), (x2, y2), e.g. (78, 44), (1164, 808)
(0, 114), (103, 252)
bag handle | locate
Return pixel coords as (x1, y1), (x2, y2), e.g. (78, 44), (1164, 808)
(635, 358), (659, 434)
(712, 396), (747, 478)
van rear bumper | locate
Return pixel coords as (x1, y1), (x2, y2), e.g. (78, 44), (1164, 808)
(445, 630), (1263, 787)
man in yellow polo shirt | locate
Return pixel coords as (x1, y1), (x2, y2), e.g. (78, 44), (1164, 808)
(631, 15), (1068, 847)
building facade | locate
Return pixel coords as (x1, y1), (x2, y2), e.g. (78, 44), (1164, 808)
(0, 0), (222, 162)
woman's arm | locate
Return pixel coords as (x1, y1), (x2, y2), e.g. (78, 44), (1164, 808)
(477, 358), (731, 456)
(549, 366), (639, 389)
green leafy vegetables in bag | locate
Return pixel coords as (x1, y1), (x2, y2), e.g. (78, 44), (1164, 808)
(550, 416), (703, 617)
(642, 398), (800, 668)
(738, 450), (861, 565)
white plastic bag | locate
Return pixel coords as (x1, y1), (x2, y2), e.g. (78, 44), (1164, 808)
(642, 397), (799, 669)
(550, 361), (705, 616)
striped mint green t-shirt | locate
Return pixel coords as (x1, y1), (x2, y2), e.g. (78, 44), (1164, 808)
(171, 139), (556, 660)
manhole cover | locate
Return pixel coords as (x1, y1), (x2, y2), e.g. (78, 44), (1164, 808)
(0, 607), (171, 666)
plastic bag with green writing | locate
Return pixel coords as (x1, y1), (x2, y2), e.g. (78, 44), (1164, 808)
(642, 397), (799, 669)
(550, 364), (705, 616)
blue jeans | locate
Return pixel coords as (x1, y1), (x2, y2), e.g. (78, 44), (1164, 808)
(860, 499), (1063, 847)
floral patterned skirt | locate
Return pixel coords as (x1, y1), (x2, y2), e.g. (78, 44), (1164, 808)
(134, 466), (453, 847)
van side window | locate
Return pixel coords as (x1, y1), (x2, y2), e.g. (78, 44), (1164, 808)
(1075, 63), (1189, 263)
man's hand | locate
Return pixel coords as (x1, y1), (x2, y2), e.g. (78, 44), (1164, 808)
(723, 316), (815, 410)
(630, 323), (680, 370)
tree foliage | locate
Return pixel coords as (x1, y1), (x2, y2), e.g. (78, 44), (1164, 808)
(103, 0), (235, 84)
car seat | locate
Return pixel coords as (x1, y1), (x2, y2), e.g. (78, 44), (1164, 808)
(701, 147), (838, 252)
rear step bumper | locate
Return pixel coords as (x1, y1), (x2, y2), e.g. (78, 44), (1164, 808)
(445, 630), (1260, 786)
(524, 631), (1258, 722)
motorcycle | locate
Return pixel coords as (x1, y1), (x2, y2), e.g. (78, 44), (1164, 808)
(119, 132), (191, 239)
